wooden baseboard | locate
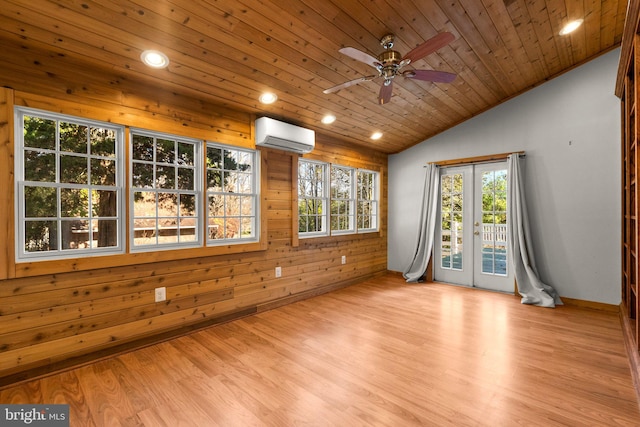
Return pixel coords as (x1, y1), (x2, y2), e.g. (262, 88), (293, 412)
(619, 302), (640, 409)
(560, 297), (620, 313)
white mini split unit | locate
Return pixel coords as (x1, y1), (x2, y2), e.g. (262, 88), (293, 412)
(255, 117), (315, 154)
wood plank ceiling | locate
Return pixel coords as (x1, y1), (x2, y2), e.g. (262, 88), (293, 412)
(0, 0), (627, 154)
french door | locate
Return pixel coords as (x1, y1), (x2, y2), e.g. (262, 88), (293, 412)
(433, 162), (513, 293)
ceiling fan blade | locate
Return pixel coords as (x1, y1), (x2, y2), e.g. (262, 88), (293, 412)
(323, 75), (377, 94)
(402, 32), (455, 64)
(378, 81), (393, 105)
(339, 47), (379, 68)
(403, 69), (457, 83)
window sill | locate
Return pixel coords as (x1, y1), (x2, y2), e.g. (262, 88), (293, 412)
(13, 240), (268, 278)
(297, 230), (382, 247)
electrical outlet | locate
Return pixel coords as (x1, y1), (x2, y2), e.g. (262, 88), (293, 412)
(155, 287), (166, 302)
(275, 266), (282, 278)
(341, 255), (346, 265)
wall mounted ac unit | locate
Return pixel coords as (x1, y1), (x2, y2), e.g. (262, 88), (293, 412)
(255, 117), (315, 154)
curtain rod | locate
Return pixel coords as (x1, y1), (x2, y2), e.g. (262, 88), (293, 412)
(426, 151), (525, 167)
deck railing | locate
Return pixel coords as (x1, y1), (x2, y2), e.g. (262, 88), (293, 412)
(482, 223), (507, 242)
(448, 223), (507, 252)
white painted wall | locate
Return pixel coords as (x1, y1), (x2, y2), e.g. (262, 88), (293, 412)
(388, 48), (621, 304)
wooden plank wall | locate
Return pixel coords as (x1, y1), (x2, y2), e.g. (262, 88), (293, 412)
(0, 81), (388, 384)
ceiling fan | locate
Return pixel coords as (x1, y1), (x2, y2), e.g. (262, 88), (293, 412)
(324, 32), (457, 105)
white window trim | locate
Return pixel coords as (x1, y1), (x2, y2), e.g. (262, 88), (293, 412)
(205, 141), (260, 246)
(14, 107), (126, 261)
(129, 128), (203, 252)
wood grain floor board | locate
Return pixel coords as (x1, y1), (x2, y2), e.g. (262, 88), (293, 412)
(1, 274), (639, 426)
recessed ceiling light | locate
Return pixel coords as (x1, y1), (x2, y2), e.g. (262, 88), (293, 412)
(259, 92), (278, 104)
(559, 19), (583, 36)
(371, 132), (383, 140)
(321, 114), (336, 124)
(140, 50), (170, 69)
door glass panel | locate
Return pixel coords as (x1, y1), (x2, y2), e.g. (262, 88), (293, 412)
(440, 173), (463, 271)
(481, 170), (508, 276)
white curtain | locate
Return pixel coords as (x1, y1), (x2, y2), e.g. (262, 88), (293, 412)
(507, 154), (562, 307)
(403, 164), (440, 282)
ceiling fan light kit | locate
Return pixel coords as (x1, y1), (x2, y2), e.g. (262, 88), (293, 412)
(324, 32), (457, 105)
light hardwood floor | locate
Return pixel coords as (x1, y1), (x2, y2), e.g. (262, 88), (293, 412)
(1, 274), (639, 426)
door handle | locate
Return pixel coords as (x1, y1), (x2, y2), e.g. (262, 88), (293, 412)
(474, 231), (480, 235)
(474, 222), (480, 226)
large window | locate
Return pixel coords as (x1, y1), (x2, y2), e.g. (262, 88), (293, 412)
(130, 130), (201, 250)
(15, 108), (124, 260)
(298, 160), (379, 238)
(206, 143), (258, 243)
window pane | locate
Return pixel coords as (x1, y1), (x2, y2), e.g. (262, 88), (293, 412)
(441, 175), (452, 193)
(155, 165), (175, 189)
(180, 218), (198, 242)
(25, 220), (57, 252)
(133, 163), (154, 188)
(238, 172), (252, 193)
(225, 217), (240, 239)
(60, 155), (87, 184)
(25, 186), (57, 218)
(23, 116), (56, 150)
(133, 219), (157, 246)
(177, 142), (194, 166)
(25, 151), (56, 182)
(178, 168), (194, 190)
(60, 122), (88, 153)
(93, 219), (118, 248)
(91, 127), (116, 157)
(208, 218), (224, 239)
(453, 174), (463, 192)
(134, 191), (156, 217)
(156, 138), (175, 163)
(158, 193), (178, 217)
(132, 135), (154, 161)
(91, 158), (116, 186)
(158, 220), (179, 244)
(224, 150), (238, 170)
(207, 170), (222, 191)
(209, 194), (224, 216)
(92, 190), (118, 217)
(179, 194), (196, 217)
(61, 219), (89, 250)
(207, 147), (222, 168)
(225, 172), (239, 192)
(226, 195), (240, 215)
(240, 196), (253, 215)
(61, 188), (88, 217)
(240, 217), (253, 237)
